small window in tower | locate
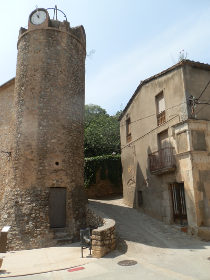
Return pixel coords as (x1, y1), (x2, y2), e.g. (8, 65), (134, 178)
(126, 117), (131, 143)
(156, 91), (166, 126)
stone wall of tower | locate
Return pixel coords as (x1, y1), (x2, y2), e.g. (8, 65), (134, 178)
(0, 17), (87, 250)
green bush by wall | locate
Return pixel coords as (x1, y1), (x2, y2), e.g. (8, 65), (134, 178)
(84, 154), (122, 188)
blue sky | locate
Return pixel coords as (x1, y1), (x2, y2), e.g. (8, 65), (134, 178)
(1, 1), (210, 115)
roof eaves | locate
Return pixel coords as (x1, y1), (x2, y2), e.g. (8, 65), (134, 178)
(119, 59), (210, 121)
(118, 61), (185, 121)
(0, 77), (15, 90)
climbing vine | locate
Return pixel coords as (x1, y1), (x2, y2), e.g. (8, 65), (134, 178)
(84, 154), (122, 188)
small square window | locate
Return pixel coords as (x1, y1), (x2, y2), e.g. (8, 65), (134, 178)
(191, 130), (206, 151)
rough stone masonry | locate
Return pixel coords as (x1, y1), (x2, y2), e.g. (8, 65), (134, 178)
(0, 8), (87, 250)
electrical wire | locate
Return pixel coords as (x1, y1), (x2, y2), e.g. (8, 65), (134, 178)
(197, 79), (210, 100)
(120, 101), (186, 127)
(197, 102), (210, 105)
(120, 78), (210, 149)
(195, 97), (210, 115)
(121, 115), (179, 150)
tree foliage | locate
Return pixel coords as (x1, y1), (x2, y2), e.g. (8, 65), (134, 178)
(84, 154), (122, 188)
(85, 104), (121, 157)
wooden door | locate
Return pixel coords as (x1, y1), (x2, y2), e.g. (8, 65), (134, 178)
(49, 187), (66, 228)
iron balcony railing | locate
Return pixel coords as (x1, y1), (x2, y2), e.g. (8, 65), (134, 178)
(149, 147), (176, 174)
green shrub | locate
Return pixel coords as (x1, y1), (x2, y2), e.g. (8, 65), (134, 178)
(84, 154), (122, 189)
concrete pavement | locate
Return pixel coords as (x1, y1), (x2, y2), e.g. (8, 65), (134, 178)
(0, 243), (95, 278)
(1, 197), (210, 279)
(89, 197), (210, 280)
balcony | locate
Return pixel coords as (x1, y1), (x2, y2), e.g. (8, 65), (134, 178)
(149, 147), (176, 175)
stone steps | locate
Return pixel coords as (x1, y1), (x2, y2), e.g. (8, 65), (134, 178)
(52, 228), (73, 245)
(55, 237), (73, 245)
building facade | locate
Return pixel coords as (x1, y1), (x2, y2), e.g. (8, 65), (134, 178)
(120, 60), (210, 239)
(0, 8), (87, 250)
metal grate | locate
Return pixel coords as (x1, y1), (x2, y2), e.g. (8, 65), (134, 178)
(170, 183), (187, 224)
(118, 260), (137, 266)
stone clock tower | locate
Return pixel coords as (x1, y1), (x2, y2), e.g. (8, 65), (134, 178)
(0, 8), (87, 250)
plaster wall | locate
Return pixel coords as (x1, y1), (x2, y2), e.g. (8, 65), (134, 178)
(121, 67), (187, 222)
(183, 64), (210, 120)
(180, 120), (210, 227)
(120, 62), (210, 235)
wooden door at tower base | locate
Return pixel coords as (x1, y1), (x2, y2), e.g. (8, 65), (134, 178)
(170, 183), (187, 224)
(49, 188), (66, 228)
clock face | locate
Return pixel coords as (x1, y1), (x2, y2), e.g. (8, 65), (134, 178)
(30, 10), (47, 25)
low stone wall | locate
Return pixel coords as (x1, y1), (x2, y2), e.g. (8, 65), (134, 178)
(91, 218), (116, 258)
(86, 204), (116, 258)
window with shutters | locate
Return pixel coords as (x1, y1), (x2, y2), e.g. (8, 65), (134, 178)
(156, 91), (166, 126)
(126, 116), (131, 143)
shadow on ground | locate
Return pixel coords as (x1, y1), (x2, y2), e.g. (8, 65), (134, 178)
(89, 197), (210, 252)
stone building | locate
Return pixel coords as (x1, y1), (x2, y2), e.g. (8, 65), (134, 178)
(0, 8), (87, 250)
(120, 60), (210, 239)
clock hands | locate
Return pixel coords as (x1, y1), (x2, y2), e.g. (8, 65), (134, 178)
(30, 9), (47, 25)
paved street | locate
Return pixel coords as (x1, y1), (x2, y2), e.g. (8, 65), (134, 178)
(89, 197), (210, 279)
(1, 197), (210, 280)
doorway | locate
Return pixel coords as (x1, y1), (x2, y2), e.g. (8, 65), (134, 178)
(158, 130), (169, 150)
(170, 183), (187, 225)
(49, 187), (66, 228)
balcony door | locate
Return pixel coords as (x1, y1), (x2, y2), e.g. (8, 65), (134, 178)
(158, 130), (173, 169)
(158, 130), (169, 149)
